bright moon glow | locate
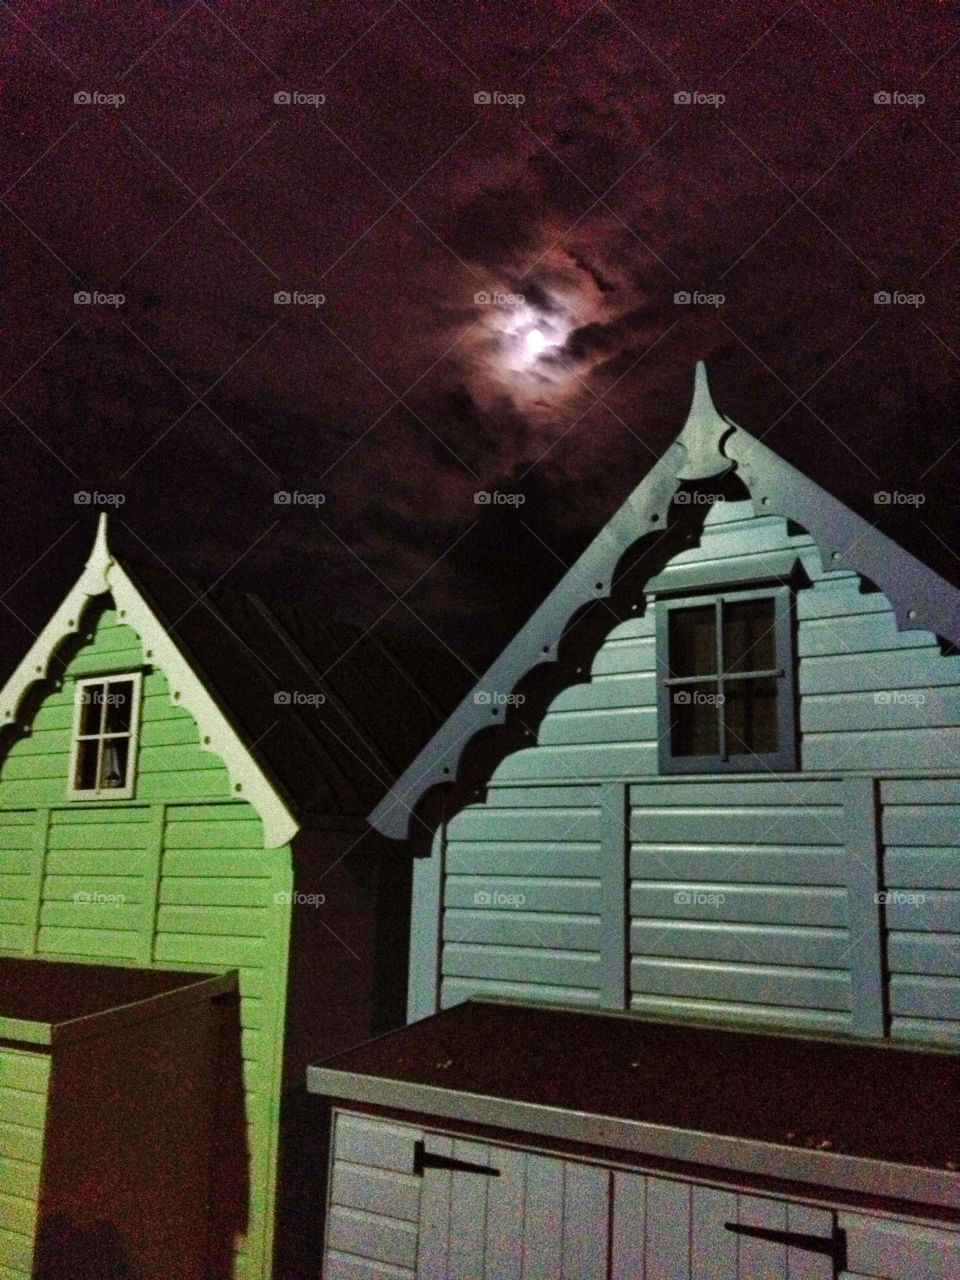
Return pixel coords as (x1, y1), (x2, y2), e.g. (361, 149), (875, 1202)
(525, 327), (547, 355)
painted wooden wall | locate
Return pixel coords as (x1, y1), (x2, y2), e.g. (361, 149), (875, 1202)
(0, 601), (291, 1280)
(323, 1109), (960, 1279)
(414, 499), (960, 1043)
(0, 1045), (48, 1277)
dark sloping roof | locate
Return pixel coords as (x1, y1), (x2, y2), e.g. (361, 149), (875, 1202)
(370, 362), (960, 840)
(119, 557), (469, 822)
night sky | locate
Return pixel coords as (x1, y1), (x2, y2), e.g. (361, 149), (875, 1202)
(1, 0), (958, 686)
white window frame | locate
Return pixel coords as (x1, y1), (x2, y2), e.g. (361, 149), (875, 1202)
(68, 671), (143, 800)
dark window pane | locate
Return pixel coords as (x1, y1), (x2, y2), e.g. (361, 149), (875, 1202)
(100, 737), (129, 789)
(670, 683), (720, 756)
(104, 681), (134, 734)
(668, 605), (716, 677)
(75, 738), (99, 790)
(724, 677), (779, 755)
(724, 597), (776, 672)
(77, 683), (104, 735)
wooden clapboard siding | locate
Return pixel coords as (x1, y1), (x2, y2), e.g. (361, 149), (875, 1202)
(879, 779), (960, 1043)
(0, 1047), (48, 1280)
(441, 795), (602, 1007)
(628, 776), (851, 1029)
(0, 604), (291, 1280)
(324, 1113), (420, 1278)
(424, 498), (960, 1042)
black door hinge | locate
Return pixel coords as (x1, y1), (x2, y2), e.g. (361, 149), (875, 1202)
(413, 1140), (500, 1177)
(724, 1220), (846, 1270)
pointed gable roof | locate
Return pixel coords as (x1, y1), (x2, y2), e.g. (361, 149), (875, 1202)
(370, 362), (960, 840)
(0, 517), (465, 846)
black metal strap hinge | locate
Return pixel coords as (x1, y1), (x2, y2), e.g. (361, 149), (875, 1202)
(413, 1140), (500, 1178)
(724, 1221), (846, 1270)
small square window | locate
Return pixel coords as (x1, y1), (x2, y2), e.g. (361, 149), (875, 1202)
(657, 587), (797, 773)
(68, 673), (142, 799)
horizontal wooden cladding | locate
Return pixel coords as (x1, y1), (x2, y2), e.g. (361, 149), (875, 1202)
(324, 1249), (414, 1278)
(334, 1114), (419, 1175)
(548, 673), (655, 714)
(444, 910), (599, 951)
(839, 1209), (960, 1279)
(446, 808), (601, 843)
(0, 1053), (49, 1097)
(631, 884), (846, 926)
(159, 877), (277, 908)
(0, 1122), (43, 1166)
(36, 927), (138, 960)
(540, 707), (657, 747)
(630, 846), (846, 885)
(630, 956), (851, 1011)
(326, 1206), (419, 1272)
(798, 610), (935, 657)
(0, 1225), (34, 1273)
(331, 1162), (421, 1223)
(882, 805), (960, 847)
(153, 932), (268, 969)
(803, 729), (960, 772)
(800, 649), (960, 695)
(630, 808), (844, 847)
(796, 576), (889, 620)
(0, 1189), (36, 1237)
(590, 637), (655, 678)
(629, 779), (843, 807)
(630, 921), (849, 968)
(484, 785), (606, 808)
(882, 892), (960, 932)
(444, 878), (600, 914)
(0, 1090), (43, 1132)
(446, 843), (601, 878)
(442, 977), (599, 1009)
(492, 744), (659, 783)
(802, 688), (960, 732)
(889, 974), (960, 1020)
(443, 942), (599, 989)
(155, 906), (271, 938)
(888, 932), (960, 977)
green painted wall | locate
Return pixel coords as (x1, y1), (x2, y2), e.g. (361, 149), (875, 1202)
(0, 599), (292, 1280)
(0, 1045), (48, 1278)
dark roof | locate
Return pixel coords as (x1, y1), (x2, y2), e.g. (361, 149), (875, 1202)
(119, 557), (470, 822)
(309, 998), (960, 1173)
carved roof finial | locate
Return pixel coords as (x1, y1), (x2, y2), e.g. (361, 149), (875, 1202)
(672, 361), (735, 481)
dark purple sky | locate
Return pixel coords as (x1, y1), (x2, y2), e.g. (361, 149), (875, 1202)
(1, 0), (958, 684)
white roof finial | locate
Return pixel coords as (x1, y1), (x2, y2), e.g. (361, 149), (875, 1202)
(78, 511), (114, 595)
(673, 361), (735, 481)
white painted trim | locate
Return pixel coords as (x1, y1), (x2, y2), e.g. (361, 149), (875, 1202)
(67, 670), (143, 800)
(0, 514), (298, 847)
